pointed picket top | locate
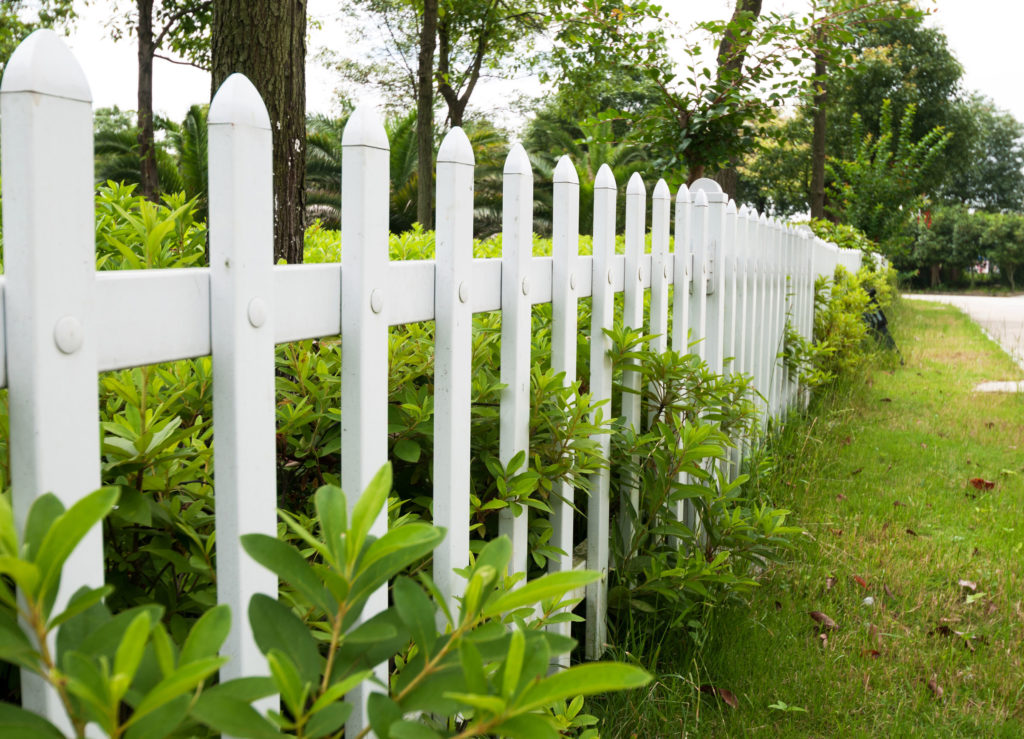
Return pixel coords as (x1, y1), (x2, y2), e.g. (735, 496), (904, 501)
(676, 182), (690, 203)
(342, 104), (389, 150)
(738, 203), (750, 219)
(209, 73), (270, 129)
(759, 211), (768, 225)
(1, 28), (90, 101)
(653, 178), (670, 201)
(553, 154), (579, 184)
(438, 126), (474, 165)
(594, 163), (616, 191)
(726, 199), (737, 215)
(694, 189), (708, 208)
(503, 142), (531, 175)
(626, 171), (645, 195)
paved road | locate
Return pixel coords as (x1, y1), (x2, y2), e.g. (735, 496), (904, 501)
(905, 294), (1024, 370)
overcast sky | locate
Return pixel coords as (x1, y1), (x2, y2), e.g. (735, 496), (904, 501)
(53, 0), (1024, 129)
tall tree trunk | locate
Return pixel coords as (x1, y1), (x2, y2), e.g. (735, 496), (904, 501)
(137, 0), (159, 200)
(709, 0), (763, 201)
(416, 0), (438, 229)
(810, 37), (828, 220)
(212, 0), (307, 264)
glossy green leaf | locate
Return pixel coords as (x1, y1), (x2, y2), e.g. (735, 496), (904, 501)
(126, 656), (227, 727)
(305, 701), (351, 738)
(35, 487), (119, 611)
(367, 692), (402, 739)
(0, 701), (64, 738)
(393, 576), (436, 659)
(0, 495), (18, 557)
(0, 608), (38, 672)
(22, 494), (64, 562)
(47, 584), (114, 629)
(309, 670), (371, 714)
(393, 439), (421, 463)
(444, 691), (506, 715)
(314, 485), (347, 567)
(483, 570), (600, 617)
(179, 604), (230, 665)
(390, 720), (442, 739)
(113, 611), (151, 698)
(459, 637), (487, 694)
(150, 622), (176, 678)
(492, 712), (560, 739)
(347, 463), (392, 564)
(249, 594), (322, 686)
(0, 557), (39, 598)
(517, 662), (651, 711)
(267, 648), (309, 719)
(241, 534), (334, 613)
(502, 629), (525, 699)
(191, 693), (281, 739)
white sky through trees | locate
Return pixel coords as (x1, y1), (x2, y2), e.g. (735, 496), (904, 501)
(50, 1), (1024, 129)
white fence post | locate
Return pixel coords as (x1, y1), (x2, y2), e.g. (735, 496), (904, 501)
(499, 143), (534, 578)
(671, 185), (691, 355)
(689, 190), (709, 362)
(650, 179), (671, 356)
(0, 30), (101, 729)
(619, 173), (645, 551)
(208, 73), (278, 698)
(586, 164), (616, 659)
(433, 127), (475, 619)
(341, 106), (391, 732)
(549, 155), (580, 664)
(692, 180), (726, 375)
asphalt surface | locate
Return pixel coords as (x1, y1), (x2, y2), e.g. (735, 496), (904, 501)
(905, 294), (1024, 371)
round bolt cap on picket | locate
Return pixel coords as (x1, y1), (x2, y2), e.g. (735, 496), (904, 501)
(569, 272), (577, 290)
(521, 277), (530, 296)
(370, 289), (384, 314)
(458, 281), (469, 304)
(54, 316), (83, 354)
(247, 297), (268, 328)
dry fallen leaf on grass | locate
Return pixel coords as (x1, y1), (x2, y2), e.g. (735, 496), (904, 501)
(969, 477), (995, 490)
(906, 528), (918, 536)
(810, 611), (839, 630)
(826, 576), (838, 591)
(927, 678), (944, 698)
(700, 685), (738, 709)
(893, 500), (907, 507)
(957, 579), (977, 591)
(853, 575), (869, 589)
(869, 623), (881, 646)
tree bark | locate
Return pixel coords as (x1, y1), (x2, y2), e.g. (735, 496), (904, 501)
(709, 0), (763, 200)
(416, 0), (438, 229)
(212, 0), (307, 264)
(810, 36), (827, 220)
(137, 0), (159, 200)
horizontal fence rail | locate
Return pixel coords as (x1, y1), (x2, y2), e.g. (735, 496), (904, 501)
(0, 30), (864, 732)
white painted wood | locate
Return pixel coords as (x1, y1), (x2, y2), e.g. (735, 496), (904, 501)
(671, 185), (691, 354)
(499, 143), (534, 578)
(691, 179), (727, 375)
(0, 279), (6, 389)
(433, 127), (475, 620)
(689, 190), (709, 361)
(549, 155), (580, 664)
(724, 200), (738, 374)
(670, 185), (692, 534)
(619, 173), (645, 551)
(208, 74), (278, 699)
(735, 206), (750, 384)
(650, 179), (671, 355)
(340, 106), (392, 733)
(1, 30), (100, 729)
(586, 164), (616, 659)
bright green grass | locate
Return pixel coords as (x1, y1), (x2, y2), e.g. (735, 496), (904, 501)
(594, 299), (1024, 737)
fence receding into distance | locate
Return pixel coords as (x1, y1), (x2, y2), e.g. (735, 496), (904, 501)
(0, 30), (865, 732)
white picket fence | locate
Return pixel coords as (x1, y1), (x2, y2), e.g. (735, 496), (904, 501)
(0, 31), (863, 732)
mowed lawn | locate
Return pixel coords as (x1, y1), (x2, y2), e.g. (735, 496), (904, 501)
(688, 299), (1024, 737)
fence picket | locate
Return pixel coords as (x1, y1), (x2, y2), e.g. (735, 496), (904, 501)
(499, 144), (534, 578)
(586, 164), (617, 659)
(207, 74), (278, 699)
(0, 30), (101, 729)
(549, 155), (581, 664)
(619, 173), (646, 551)
(340, 106), (392, 732)
(433, 127), (475, 619)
